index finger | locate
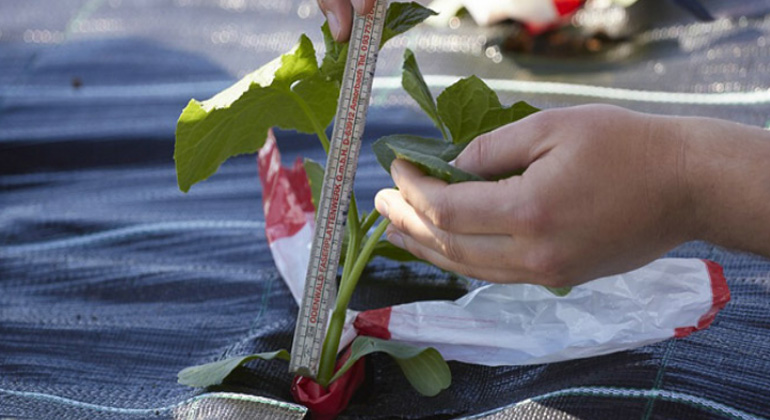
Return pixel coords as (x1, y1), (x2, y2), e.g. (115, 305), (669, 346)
(387, 159), (525, 235)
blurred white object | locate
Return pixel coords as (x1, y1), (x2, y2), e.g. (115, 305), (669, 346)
(427, 0), (584, 29)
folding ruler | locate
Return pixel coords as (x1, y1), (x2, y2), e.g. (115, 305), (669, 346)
(289, 0), (387, 378)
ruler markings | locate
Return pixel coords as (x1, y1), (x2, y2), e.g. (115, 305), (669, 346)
(289, 0), (386, 378)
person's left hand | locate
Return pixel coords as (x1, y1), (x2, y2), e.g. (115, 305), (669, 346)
(317, 0), (377, 42)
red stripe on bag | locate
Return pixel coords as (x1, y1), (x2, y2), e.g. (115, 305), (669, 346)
(554, 0), (584, 16)
(257, 130), (315, 243)
(354, 307), (393, 340)
(291, 346), (366, 420)
(674, 260), (731, 338)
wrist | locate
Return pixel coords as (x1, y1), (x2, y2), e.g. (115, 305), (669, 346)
(676, 116), (770, 255)
(642, 113), (702, 247)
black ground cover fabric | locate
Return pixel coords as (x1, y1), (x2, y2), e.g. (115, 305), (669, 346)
(2, 0), (770, 419)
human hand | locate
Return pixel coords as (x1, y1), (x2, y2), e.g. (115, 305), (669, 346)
(317, 0), (377, 42)
(374, 105), (698, 288)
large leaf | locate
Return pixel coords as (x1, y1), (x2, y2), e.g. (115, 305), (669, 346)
(330, 336), (450, 397)
(178, 350), (290, 388)
(436, 76), (539, 145)
(381, 2), (438, 47)
(401, 49), (447, 140)
(174, 35), (337, 192)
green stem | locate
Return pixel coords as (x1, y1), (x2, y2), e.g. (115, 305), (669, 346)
(438, 122), (450, 143)
(360, 209), (380, 236)
(341, 195), (360, 283)
(338, 219), (389, 308)
(317, 195), (361, 385)
(316, 219), (390, 386)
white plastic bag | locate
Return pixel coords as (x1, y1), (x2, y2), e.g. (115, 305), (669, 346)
(355, 258), (728, 365)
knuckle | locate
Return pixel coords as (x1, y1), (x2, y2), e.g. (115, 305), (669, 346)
(470, 133), (493, 167)
(396, 235), (424, 261)
(525, 109), (558, 135)
(510, 197), (551, 236)
(387, 207), (406, 231)
(427, 194), (456, 231)
(439, 232), (466, 263)
(455, 264), (481, 281)
(457, 130), (496, 172)
(524, 246), (566, 280)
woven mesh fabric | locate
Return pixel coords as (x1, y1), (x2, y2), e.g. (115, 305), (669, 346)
(2, 0), (770, 419)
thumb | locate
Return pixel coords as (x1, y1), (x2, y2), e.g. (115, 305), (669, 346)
(453, 114), (549, 179)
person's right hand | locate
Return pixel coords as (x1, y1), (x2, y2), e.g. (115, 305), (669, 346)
(317, 0), (377, 42)
(375, 104), (770, 288)
(375, 105), (694, 288)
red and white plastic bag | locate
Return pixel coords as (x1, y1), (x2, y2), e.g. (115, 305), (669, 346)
(258, 131), (730, 367)
(427, 0), (584, 33)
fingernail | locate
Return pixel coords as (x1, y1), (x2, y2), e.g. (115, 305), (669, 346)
(387, 231), (404, 249)
(375, 195), (389, 219)
(326, 11), (341, 40)
(352, 0), (365, 14)
(448, 159), (456, 167)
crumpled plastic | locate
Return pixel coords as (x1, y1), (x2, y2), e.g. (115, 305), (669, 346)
(355, 259), (729, 366)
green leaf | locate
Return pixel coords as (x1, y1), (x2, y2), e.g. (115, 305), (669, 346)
(330, 337), (450, 397)
(381, 2), (438, 47)
(178, 350), (290, 388)
(174, 35), (337, 192)
(390, 145), (483, 183)
(303, 158), (324, 212)
(372, 239), (422, 263)
(373, 134), (478, 184)
(401, 49), (448, 140)
(436, 76), (539, 145)
(546, 286), (572, 296)
(320, 21), (348, 83)
(372, 135), (464, 175)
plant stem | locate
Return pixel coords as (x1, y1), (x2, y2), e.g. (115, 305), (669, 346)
(317, 194), (361, 385)
(316, 218), (389, 386)
(341, 196), (360, 284)
(338, 219), (389, 308)
(360, 209), (380, 236)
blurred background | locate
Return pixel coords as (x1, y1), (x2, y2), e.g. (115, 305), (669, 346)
(2, 1), (770, 419)
(2, 0), (769, 167)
